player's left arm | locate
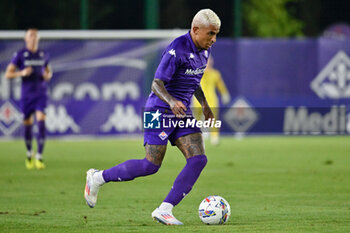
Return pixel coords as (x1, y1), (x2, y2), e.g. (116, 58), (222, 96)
(194, 85), (214, 120)
(42, 65), (52, 81)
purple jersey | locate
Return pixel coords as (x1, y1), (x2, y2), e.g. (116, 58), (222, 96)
(145, 31), (211, 111)
(11, 48), (50, 100)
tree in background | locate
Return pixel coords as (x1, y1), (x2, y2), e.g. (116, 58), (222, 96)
(243, 0), (304, 37)
(2, 0), (350, 38)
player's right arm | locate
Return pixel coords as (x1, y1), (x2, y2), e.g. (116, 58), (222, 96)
(5, 64), (32, 79)
(152, 78), (186, 117)
(152, 42), (187, 117)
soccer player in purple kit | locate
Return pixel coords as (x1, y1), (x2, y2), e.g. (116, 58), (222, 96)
(84, 9), (221, 225)
(5, 29), (52, 170)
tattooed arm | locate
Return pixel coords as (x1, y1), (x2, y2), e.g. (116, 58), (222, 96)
(194, 85), (214, 120)
(152, 78), (186, 117)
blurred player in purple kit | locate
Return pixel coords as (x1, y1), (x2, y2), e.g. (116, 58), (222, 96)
(5, 29), (52, 170)
(84, 9), (220, 225)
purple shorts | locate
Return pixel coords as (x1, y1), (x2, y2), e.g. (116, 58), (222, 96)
(21, 96), (47, 119)
(143, 109), (201, 146)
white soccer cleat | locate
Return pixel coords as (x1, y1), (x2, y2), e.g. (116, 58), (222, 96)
(151, 208), (184, 225)
(84, 169), (101, 208)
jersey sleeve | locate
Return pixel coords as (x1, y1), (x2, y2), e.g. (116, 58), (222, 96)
(10, 52), (21, 68)
(154, 47), (180, 82)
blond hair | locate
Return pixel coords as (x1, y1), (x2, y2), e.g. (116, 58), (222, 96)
(191, 9), (221, 29)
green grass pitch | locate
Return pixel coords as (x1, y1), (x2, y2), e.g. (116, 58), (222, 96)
(0, 136), (349, 233)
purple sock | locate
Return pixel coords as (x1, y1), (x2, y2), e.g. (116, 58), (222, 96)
(163, 155), (207, 206)
(102, 158), (160, 182)
(24, 125), (33, 153)
(37, 121), (46, 155)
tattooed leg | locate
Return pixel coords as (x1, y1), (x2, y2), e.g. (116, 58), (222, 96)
(145, 144), (167, 166)
(175, 133), (205, 159)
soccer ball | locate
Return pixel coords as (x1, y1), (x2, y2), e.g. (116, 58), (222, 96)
(198, 195), (231, 225)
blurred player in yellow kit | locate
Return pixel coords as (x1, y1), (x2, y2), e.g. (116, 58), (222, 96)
(193, 55), (230, 145)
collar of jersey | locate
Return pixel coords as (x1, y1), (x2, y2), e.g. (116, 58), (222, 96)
(185, 31), (201, 54)
(25, 48), (39, 55)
